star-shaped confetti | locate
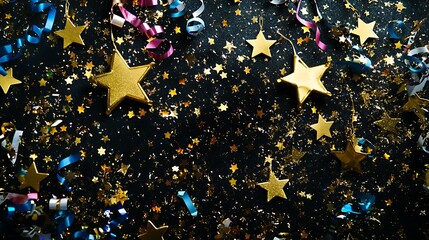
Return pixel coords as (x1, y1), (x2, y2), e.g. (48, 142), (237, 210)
(258, 171), (289, 202)
(288, 146), (306, 164)
(246, 30), (276, 58)
(0, 68), (21, 94)
(374, 113), (401, 133)
(54, 18), (87, 48)
(402, 95), (429, 123)
(93, 50), (154, 114)
(20, 161), (49, 192)
(350, 18), (378, 45)
(139, 221), (168, 240)
(278, 54), (331, 105)
(332, 140), (368, 174)
(310, 115), (334, 140)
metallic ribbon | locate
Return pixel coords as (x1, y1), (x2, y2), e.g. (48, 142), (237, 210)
(111, 1), (174, 60)
(49, 198), (68, 211)
(0, 192), (38, 205)
(270, 0), (287, 5)
(296, 0), (327, 50)
(57, 154), (81, 191)
(418, 131), (429, 154)
(0, 122), (23, 165)
(337, 46), (372, 74)
(387, 20), (408, 40)
(55, 210), (75, 239)
(97, 204), (128, 239)
(177, 190), (198, 217)
(168, 0), (186, 18)
(356, 193), (375, 213)
(186, 0), (205, 36)
(0, 0), (56, 76)
(341, 203), (361, 214)
(356, 138), (376, 158)
(138, 0), (158, 7)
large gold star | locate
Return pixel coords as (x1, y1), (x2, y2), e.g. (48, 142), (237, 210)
(402, 95), (429, 123)
(246, 30), (276, 58)
(0, 68), (21, 93)
(54, 18), (87, 48)
(310, 114), (334, 140)
(258, 171), (289, 202)
(20, 161), (49, 192)
(350, 18), (378, 45)
(93, 51), (155, 114)
(138, 221), (168, 240)
(332, 140), (368, 174)
(373, 113), (401, 133)
(278, 54), (331, 105)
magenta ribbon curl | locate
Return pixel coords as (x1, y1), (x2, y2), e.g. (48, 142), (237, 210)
(296, 0), (327, 50)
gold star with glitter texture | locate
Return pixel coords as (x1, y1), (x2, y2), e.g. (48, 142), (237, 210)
(93, 50), (155, 114)
(258, 171), (289, 202)
(374, 113), (401, 133)
(54, 18), (87, 48)
(331, 140), (368, 174)
(0, 68), (21, 93)
(350, 18), (378, 45)
(246, 30), (276, 58)
(20, 161), (49, 192)
(402, 95), (429, 123)
(278, 54), (331, 105)
(310, 115), (334, 140)
(138, 221), (168, 240)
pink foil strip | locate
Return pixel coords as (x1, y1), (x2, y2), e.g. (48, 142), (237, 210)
(139, 0), (158, 7)
(296, 0), (327, 50)
(6, 192), (38, 204)
(117, 5), (174, 60)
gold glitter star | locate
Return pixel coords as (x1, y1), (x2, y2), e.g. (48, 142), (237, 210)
(402, 95), (429, 123)
(373, 113), (401, 133)
(20, 162), (49, 192)
(93, 51), (154, 114)
(350, 18), (378, 45)
(139, 221), (168, 240)
(278, 54), (330, 105)
(246, 31), (276, 58)
(310, 115), (334, 140)
(0, 68), (21, 94)
(54, 18), (87, 48)
(288, 146), (306, 164)
(332, 140), (368, 174)
(258, 171), (289, 202)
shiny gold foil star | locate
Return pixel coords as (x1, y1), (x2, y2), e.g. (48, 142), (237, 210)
(246, 30), (276, 58)
(0, 68), (21, 93)
(402, 95), (429, 123)
(138, 221), (168, 240)
(288, 146), (306, 164)
(278, 54), (330, 105)
(93, 51), (155, 114)
(373, 113), (401, 133)
(20, 161), (49, 192)
(258, 171), (289, 202)
(310, 115), (334, 140)
(54, 18), (87, 48)
(350, 18), (378, 45)
(332, 140), (368, 174)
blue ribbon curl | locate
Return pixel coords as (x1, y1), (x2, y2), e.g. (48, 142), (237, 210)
(57, 154), (81, 191)
(177, 190), (198, 217)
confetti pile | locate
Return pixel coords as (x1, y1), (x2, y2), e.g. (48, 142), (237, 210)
(0, 0), (428, 239)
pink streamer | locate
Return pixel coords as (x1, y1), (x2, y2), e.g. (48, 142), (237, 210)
(5, 192), (38, 204)
(117, 5), (174, 60)
(296, 0), (327, 50)
(139, 0), (158, 7)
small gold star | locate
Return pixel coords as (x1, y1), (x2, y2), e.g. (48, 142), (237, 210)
(246, 31), (276, 58)
(0, 68), (21, 93)
(310, 115), (334, 140)
(258, 171), (289, 202)
(350, 18), (378, 45)
(20, 162), (49, 192)
(138, 221), (168, 240)
(54, 18), (87, 48)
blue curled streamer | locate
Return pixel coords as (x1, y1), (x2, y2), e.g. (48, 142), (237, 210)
(0, 0), (56, 76)
(337, 46), (372, 74)
(177, 190), (198, 217)
(168, 0), (186, 18)
(102, 204), (128, 239)
(186, 0), (205, 36)
(55, 210), (74, 239)
(357, 193), (375, 213)
(387, 20), (408, 40)
(57, 154), (81, 191)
